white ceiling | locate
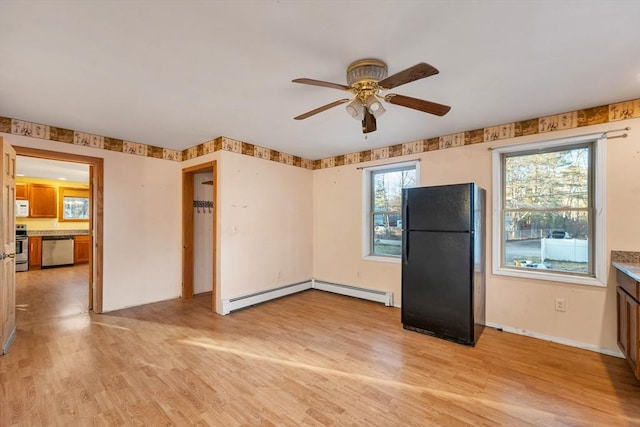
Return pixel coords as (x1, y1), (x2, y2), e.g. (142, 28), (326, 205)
(1, 1), (639, 160)
(16, 156), (89, 183)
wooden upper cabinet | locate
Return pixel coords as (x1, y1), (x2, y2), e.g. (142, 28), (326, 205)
(16, 183), (28, 200)
(28, 183), (57, 218)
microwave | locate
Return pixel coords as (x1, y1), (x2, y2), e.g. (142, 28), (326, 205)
(16, 200), (29, 217)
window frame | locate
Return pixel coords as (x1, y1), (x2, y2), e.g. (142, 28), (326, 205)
(58, 186), (90, 222)
(362, 160), (420, 263)
(491, 134), (606, 287)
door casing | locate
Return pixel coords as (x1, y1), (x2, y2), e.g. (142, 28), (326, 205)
(14, 146), (104, 313)
(182, 161), (217, 311)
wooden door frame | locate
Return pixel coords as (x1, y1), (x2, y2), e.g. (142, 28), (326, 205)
(14, 146), (104, 313)
(182, 161), (217, 310)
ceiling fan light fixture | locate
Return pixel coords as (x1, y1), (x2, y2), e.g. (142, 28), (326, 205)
(346, 59), (388, 86)
(365, 95), (386, 118)
(346, 98), (364, 120)
(292, 59), (450, 133)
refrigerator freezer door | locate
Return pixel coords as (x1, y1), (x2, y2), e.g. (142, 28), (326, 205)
(402, 230), (474, 344)
(403, 184), (473, 232)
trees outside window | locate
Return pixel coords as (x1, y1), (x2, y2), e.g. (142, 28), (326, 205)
(499, 142), (596, 277)
(365, 163), (417, 258)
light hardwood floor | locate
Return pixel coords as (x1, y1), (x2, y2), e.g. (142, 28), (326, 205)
(1, 268), (639, 426)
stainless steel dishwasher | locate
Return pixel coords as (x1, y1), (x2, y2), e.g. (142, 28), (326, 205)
(42, 236), (75, 267)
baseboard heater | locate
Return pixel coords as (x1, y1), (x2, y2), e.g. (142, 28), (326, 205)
(312, 280), (393, 306)
(221, 279), (393, 315)
(222, 281), (313, 315)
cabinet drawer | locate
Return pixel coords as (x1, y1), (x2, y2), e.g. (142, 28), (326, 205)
(617, 269), (639, 301)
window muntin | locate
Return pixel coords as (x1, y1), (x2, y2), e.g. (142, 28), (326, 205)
(369, 166), (416, 257)
(501, 143), (594, 277)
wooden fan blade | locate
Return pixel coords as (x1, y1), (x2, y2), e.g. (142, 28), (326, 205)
(384, 94), (451, 116)
(362, 109), (377, 134)
(294, 99), (350, 120)
(292, 78), (351, 91)
(377, 63), (439, 90)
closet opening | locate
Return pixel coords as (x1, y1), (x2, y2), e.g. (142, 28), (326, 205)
(182, 161), (217, 311)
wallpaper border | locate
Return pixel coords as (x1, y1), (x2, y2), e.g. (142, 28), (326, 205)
(1, 98), (637, 170)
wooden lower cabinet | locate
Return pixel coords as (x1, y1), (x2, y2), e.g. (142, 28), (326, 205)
(74, 235), (90, 264)
(616, 272), (640, 380)
(29, 236), (42, 270)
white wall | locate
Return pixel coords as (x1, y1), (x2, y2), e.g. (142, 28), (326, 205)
(193, 171), (213, 294)
(182, 150), (314, 314)
(2, 133), (182, 312)
(312, 118), (640, 353)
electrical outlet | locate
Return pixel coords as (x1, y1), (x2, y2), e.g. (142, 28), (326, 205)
(554, 298), (566, 312)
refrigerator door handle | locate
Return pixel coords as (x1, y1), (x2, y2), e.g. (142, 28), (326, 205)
(404, 199), (409, 231)
(403, 198), (409, 263)
(404, 233), (409, 263)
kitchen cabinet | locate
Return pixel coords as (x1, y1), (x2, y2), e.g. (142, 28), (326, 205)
(16, 183), (28, 200)
(29, 236), (42, 270)
(74, 235), (90, 264)
(616, 267), (640, 380)
(28, 184), (57, 218)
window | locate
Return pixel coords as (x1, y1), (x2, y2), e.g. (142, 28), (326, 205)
(492, 134), (606, 286)
(363, 161), (418, 260)
(58, 187), (90, 221)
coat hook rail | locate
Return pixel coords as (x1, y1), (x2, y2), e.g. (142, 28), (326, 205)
(193, 200), (214, 213)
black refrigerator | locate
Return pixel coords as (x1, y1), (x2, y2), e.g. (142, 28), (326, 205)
(401, 183), (485, 346)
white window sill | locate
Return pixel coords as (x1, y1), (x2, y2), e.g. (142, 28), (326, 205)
(493, 266), (606, 287)
(363, 255), (401, 264)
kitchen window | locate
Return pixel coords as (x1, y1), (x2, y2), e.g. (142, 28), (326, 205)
(362, 160), (419, 261)
(492, 134), (606, 286)
(58, 187), (90, 221)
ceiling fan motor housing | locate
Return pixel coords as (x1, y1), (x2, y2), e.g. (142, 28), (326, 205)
(346, 59), (388, 87)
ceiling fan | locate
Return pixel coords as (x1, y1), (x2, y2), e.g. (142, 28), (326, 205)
(292, 59), (451, 134)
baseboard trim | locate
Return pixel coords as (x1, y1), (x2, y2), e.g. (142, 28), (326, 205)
(312, 279), (393, 306)
(485, 322), (624, 358)
(222, 281), (313, 315)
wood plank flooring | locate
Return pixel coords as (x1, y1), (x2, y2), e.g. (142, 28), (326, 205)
(1, 267), (639, 426)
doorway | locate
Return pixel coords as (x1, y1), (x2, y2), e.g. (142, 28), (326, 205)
(182, 161), (217, 311)
(14, 146), (104, 313)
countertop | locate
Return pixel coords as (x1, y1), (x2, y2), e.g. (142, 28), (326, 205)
(27, 230), (90, 237)
(613, 262), (640, 283)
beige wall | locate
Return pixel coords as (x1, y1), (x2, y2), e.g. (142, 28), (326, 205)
(312, 118), (640, 353)
(3, 132), (183, 312)
(183, 150), (313, 314)
(5, 114), (638, 353)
